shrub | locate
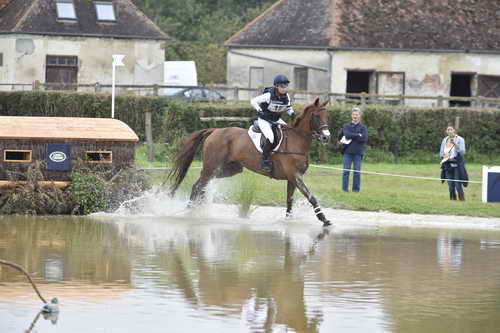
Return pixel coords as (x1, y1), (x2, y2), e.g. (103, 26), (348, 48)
(68, 172), (108, 215)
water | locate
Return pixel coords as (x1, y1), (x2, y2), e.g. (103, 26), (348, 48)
(1, 204), (500, 333)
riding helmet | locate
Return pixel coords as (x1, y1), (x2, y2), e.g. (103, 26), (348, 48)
(273, 74), (290, 86)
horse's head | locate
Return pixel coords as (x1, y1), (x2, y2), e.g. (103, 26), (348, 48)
(297, 98), (330, 144)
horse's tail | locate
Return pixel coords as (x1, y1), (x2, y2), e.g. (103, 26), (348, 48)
(167, 128), (216, 196)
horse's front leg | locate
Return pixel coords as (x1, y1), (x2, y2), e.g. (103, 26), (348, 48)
(286, 181), (296, 218)
(293, 176), (331, 226)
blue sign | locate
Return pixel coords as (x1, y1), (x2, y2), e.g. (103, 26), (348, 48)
(487, 172), (500, 203)
(47, 144), (71, 171)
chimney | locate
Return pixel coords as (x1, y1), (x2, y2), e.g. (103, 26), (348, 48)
(0, 0), (13, 10)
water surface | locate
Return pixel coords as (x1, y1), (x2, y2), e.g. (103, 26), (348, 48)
(1, 212), (500, 333)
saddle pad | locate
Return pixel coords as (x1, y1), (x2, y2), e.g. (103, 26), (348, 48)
(248, 126), (284, 153)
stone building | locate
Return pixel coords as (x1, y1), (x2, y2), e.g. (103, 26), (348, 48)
(225, 0), (500, 106)
(0, 0), (169, 90)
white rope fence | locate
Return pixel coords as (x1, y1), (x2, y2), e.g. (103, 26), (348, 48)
(309, 164), (482, 184)
(139, 165), (481, 184)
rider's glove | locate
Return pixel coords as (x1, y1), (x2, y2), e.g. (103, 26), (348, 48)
(256, 110), (264, 118)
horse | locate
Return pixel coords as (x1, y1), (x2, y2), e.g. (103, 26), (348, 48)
(167, 98), (332, 226)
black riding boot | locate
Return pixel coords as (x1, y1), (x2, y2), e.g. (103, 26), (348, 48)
(449, 191), (457, 200)
(261, 139), (273, 173)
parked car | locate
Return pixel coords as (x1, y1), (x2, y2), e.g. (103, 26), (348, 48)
(162, 87), (226, 102)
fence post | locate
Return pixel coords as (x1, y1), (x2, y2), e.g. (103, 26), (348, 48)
(145, 110), (154, 161)
(361, 92), (366, 105)
(455, 116), (460, 130)
(32, 80), (41, 91)
(475, 96), (481, 108)
(437, 95), (443, 107)
(94, 82), (101, 93)
(153, 84), (159, 97)
(234, 87), (239, 101)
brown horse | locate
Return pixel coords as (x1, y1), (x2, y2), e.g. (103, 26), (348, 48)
(167, 98), (332, 226)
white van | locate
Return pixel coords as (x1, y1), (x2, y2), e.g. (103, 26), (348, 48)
(162, 61), (198, 96)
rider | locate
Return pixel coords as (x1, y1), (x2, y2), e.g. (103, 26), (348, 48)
(250, 74), (296, 173)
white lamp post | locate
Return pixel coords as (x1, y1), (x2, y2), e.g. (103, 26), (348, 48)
(111, 54), (125, 118)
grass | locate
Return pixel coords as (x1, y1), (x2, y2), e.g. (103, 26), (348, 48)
(134, 144), (500, 218)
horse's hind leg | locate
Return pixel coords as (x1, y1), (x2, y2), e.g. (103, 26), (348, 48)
(190, 162), (242, 206)
(189, 168), (216, 206)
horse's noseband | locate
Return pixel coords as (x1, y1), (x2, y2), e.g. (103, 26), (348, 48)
(311, 113), (330, 144)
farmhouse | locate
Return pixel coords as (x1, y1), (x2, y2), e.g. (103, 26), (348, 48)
(0, 116), (139, 187)
(225, 0), (500, 106)
(0, 0), (169, 90)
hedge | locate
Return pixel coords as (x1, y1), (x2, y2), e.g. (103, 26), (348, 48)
(1, 91), (499, 162)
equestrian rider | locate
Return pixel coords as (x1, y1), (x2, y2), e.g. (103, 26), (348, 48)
(250, 74), (296, 173)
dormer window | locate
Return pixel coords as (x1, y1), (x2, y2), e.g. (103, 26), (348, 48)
(95, 1), (116, 21)
(55, 0), (77, 20)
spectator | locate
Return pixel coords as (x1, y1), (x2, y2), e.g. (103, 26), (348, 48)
(341, 107), (368, 192)
(440, 125), (468, 200)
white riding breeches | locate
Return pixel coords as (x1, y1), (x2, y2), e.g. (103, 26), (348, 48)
(257, 118), (286, 144)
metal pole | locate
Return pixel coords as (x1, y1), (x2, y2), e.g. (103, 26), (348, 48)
(111, 63), (116, 118)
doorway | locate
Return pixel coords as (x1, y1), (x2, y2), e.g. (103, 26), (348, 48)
(449, 73), (473, 107)
(346, 70), (373, 99)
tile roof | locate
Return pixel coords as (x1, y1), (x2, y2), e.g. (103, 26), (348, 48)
(0, 0), (169, 40)
(226, 0), (333, 47)
(226, 0), (500, 51)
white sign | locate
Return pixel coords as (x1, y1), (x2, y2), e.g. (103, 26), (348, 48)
(49, 151), (67, 162)
(112, 54), (125, 67)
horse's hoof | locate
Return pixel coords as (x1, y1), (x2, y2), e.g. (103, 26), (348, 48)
(285, 212), (292, 219)
(322, 220), (332, 227)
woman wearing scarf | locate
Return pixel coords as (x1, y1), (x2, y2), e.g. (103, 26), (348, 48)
(440, 125), (468, 200)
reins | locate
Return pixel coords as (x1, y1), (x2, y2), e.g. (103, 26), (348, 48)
(274, 110), (328, 156)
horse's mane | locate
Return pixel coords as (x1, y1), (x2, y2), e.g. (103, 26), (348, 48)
(292, 104), (313, 128)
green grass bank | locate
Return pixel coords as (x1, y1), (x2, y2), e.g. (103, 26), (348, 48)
(136, 143), (500, 218)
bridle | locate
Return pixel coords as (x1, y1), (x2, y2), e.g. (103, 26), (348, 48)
(278, 107), (330, 155)
(310, 109), (329, 140)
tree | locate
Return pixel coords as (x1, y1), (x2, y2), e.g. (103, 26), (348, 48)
(133, 0), (275, 83)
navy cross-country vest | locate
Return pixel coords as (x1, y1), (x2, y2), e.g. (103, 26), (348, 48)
(258, 87), (290, 122)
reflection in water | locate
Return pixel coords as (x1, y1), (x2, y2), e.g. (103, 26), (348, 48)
(1, 216), (500, 333)
(43, 256), (65, 281)
(25, 310), (59, 333)
(437, 233), (463, 272)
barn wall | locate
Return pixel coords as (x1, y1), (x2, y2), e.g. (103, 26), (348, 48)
(0, 140), (135, 181)
(330, 50), (500, 106)
(0, 34), (165, 89)
(227, 47), (331, 102)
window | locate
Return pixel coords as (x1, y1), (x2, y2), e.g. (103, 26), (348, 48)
(55, 0), (77, 20)
(294, 67), (308, 91)
(4, 150), (32, 163)
(95, 1), (116, 21)
(85, 151), (112, 163)
(46, 55), (78, 90)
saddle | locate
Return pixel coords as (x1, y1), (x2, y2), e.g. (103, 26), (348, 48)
(248, 121), (284, 153)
